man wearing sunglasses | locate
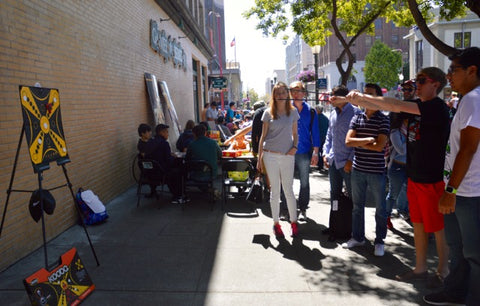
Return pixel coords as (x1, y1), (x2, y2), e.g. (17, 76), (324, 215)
(339, 67), (450, 287)
(424, 47), (480, 306)
(401, 79), (417, 101)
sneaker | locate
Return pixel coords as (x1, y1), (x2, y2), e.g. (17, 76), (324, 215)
(423, 291), (466, 306)
(387, 217), (394, 230)
(291, 222), (298, 237)
(171, 197), (181, 204)
(341, 238), (365, 249)
(299, 210), (307, 221)
(273, 223), (284, 238)
(374, 243), (385, 256)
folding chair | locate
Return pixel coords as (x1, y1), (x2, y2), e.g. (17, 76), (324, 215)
(184, 160), (215, 210)
(221, 159), (257, 215)
(136, 159), (167, 207)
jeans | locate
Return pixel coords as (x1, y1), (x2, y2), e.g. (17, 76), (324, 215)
(295, 152), (311, 210)
(263, 152), (297, 223)
(328, 160), (352, 202)
(351, 169), (387, 245)
(444, 196), (480, 305)
(443, 212), (469, 301)
(386, 162), (408, 216)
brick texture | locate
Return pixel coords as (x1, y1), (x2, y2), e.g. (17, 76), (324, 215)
(0, 0), (208, 271)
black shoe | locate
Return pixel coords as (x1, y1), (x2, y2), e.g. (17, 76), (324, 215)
(423, 291), (465, 306)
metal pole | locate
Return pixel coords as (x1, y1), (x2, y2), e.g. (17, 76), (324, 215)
(216, 15), (224, 111)
(314, 52), (319, 105)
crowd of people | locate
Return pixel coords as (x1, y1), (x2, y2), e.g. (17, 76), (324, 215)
(136, 46), (479, 305)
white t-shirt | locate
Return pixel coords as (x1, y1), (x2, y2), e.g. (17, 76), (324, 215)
(444, 86), (480, 196)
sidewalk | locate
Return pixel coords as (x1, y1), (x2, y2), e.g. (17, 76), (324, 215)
(1, 171), (438, 305)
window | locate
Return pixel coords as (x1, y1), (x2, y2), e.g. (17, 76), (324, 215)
(454, 32), (471, 48)
(415, 40), (423, 73)
(392, 35), (399, 44)
(374, 19), (382, 30)
(365, 36), (372, 47)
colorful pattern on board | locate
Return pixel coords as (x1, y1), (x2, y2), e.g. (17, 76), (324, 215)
(19, 86), (69, 172)
(23, 248), (95, 306)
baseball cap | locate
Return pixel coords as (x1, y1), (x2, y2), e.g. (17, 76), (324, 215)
(401, 79), (416, 89)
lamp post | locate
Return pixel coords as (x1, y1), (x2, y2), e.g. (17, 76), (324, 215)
(311, 45), (321, 105)
(209, 11), (224, 110)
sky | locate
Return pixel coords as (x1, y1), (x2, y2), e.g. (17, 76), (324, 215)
(223, 0), (290, 96)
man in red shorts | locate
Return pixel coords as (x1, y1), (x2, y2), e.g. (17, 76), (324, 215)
(344, 67), (450, 285)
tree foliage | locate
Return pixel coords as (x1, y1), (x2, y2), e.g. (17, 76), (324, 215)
(364, 40), (402, 89)
(244, 0), (478, 85)
(244, 0), (415, 86)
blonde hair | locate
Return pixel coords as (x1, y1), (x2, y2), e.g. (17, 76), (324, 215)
(269, 82), (293, 120)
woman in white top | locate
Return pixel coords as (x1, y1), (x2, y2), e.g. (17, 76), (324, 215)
(257, 82), (300, 238)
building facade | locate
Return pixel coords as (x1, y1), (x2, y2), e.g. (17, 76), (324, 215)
(286, 18), (409, 95)
(405, 10), (480, 98)
(0, 0), (218, 271)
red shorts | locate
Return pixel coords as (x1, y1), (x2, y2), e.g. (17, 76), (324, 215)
(407, 179), (445, 233)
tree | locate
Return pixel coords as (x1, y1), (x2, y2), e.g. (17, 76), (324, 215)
(406, 0), (473, 56)
(244, 0), (478, 82)
(242, 88), (259, 108)
(364, 40), (402, 89)
(244, 0), (414, 86)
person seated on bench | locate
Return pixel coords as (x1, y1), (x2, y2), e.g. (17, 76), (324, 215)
(137, 123), (156, 197)
(148, 124), (184, 203)
(186, 124), (222, 180)
(176, 120), (195, 153)
(137, 123), (153, 159)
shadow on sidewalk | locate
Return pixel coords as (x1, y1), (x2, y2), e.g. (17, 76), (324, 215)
(252, 234), (325, 271)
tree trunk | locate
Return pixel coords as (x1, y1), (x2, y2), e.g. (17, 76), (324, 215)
(466, 0), (480, 18)
(407, 0), (458, 57)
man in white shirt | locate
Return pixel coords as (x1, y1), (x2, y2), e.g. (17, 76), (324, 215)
(424, 47), (480, 306)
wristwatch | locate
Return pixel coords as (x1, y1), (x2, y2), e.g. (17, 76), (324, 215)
(445, 185), (457, 194)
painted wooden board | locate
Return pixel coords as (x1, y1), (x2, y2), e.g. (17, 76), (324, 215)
(144, 73), (165, 126)
(158, 81), (182, 151)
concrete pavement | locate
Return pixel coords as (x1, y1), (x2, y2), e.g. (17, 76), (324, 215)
(0, 170), (440, 305)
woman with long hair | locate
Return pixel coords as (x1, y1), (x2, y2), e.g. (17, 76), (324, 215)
(257, 82), (299, 238)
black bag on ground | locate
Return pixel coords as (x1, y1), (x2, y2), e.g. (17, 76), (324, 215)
(328, 193), (353, 240)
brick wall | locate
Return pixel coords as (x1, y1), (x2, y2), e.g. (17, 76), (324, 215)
(0, 0), (207, 271)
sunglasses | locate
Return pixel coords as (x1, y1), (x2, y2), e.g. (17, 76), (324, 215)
(447, 65), (464, 75)
(402, 88), (414, 92)
(415, 76), (434, 85)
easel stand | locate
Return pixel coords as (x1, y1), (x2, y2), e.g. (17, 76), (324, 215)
(0, 126), (100, 269)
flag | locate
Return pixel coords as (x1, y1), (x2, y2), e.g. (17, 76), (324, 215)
(230, 37), (235, 47)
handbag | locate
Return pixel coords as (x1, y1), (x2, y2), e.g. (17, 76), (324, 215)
(246, 175), (263, 203)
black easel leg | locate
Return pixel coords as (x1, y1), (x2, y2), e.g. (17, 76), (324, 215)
(0, 127), (25, 237)
(61, 164), (100, 266)
(37, 171), (49, 268)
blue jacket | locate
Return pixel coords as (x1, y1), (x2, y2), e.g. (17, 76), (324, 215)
(295, 101), (320, 154)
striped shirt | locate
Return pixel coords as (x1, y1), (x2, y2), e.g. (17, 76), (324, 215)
(349, 111), (390, 174)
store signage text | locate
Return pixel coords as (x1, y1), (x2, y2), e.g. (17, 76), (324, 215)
(150, 20), (186, 70)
